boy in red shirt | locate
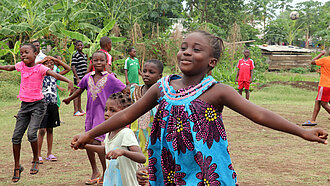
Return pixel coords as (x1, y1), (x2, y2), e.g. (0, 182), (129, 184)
(87, 36), (113, 73)
(303, 49), (330, 126)
(235, 49), (255, 100)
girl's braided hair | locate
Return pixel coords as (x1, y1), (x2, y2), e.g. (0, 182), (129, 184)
(108, 92), (133, 109)
(192, 30), (224, 60)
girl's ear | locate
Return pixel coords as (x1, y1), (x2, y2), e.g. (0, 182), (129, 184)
(209, 58), (218, 68)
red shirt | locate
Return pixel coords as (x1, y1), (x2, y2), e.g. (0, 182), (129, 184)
(237, 58), (254, 81)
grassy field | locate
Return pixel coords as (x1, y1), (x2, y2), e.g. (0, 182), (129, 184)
(0, 71), (329, 185)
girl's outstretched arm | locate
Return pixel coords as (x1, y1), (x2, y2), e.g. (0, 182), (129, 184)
(73, 84), (160, 149)
(56, 58), (71, 75)
(46, 70), (74, 93)
(106, 145), (146, 164)
(213, 84), (328, 144)
(84, 144), (105, 154)
(63, 88), (84, 104)
(0, 65), (15, 71)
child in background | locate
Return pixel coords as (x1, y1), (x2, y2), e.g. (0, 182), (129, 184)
(74, 92), (146, 186)
(87, 36), (113, 73)
(71, 40), (88, 116)
(235, 49), (254, 100)
(124, 47), (142, 85)
(37, 56), (71, 163)
(130, 59), (162, 164)
(303, 49), (330, 126)
(53, 55), (67, 108)
(0, 44), (73, 182)
(63, 51), (126, 185)
(72, 31), (328, 185)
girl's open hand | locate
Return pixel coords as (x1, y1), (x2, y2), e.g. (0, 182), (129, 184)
(301, 128), (328, 144)
(68, 81), (74, 93)
(106, 149), (125, 160)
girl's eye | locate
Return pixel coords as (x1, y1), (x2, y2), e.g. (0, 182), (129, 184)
(194, 48), (201, 52)
(180, 47), (186, 50)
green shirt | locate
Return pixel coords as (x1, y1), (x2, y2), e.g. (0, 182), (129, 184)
(124, 57), (140, 84)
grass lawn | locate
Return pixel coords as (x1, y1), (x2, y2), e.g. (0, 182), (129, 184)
(0, 71), (329, 185)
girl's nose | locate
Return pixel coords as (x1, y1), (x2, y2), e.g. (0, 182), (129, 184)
(183, 49), (191, 56)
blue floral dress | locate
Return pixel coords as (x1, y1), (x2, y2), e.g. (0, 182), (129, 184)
(148, 75), (237, 185)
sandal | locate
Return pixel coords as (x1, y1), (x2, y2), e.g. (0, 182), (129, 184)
(46, 154), (57, 161)
(97, 177), (103, 185)
(12, 165), (24, 182)
(85, 178), (99, 185)
(39, 157), (44, 164)
(85, 172), (101, 185)
(302, 120), (317, 126)
(30, 161), (39, 174)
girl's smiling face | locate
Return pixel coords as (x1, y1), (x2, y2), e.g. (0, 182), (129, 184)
(177, 32), (217, 76)
(92, 52), (106, 72)
(20, 45), (37, 66)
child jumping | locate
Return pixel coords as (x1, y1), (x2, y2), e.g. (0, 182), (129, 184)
(71, 40), (88, 116)
(73, 92), (146, 185)
(303, 49), (330, 126)
(235, 49), (254, 100)
(72, 31), (328, 185)
(37, 56), (71, 163)
(63, 51), (126, 185)
(0, 44), (74, 182)
(124, 47), (142, 85)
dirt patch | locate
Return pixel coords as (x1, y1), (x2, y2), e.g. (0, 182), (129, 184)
(257, 81), (318, 91)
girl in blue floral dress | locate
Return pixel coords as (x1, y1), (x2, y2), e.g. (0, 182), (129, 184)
(72, 30), (328, 185)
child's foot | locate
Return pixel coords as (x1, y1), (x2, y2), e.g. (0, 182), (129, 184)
(46, 154), (57, 161)
(73, 111), (84, 116)
(39, 157), (44, 164)
(30, 161), (39, 174)
(12, 165), (24, 182)
(85, 172), (100, 185)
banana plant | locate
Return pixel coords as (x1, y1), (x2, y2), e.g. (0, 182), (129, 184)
(0, 41), (21, 64)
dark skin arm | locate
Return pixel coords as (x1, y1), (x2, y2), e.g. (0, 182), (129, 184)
(0, 65), (15, 71)
(46, 70), (74, 93)
(249, 69), (253, 83)
(106, 145), (146, 164)
(311, 50), (325, 65)
(63, 88), (84, 104)
(124, 69), (130, 85)
(235, 69), (240, 83)
(72, 84), (160, 149)
(203, 83), (328, 144)
(84, 144), (105, 154)
(71, 65), (80, 84)
(87, 60), (93, 73)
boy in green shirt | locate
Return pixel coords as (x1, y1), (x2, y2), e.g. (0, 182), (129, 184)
(124, 47), (142, 85)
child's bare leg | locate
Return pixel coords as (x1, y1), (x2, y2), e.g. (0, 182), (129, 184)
(46, 128), (53, 156)
(73, 88), (79, 113)
(78, 95), (83, 113)
(311, 100), (321, 122)
(30, 141), (39, 173)
(13, 144), (21, 169)
(37, 129), (46, 157)
(12, 143), (21, 182)
(238, 89), (243, 96)
(245, 89), (250, 100)
(97, 144), (106, 182)
(86, 140), (100, 180)
(320, 101), (330, 114)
